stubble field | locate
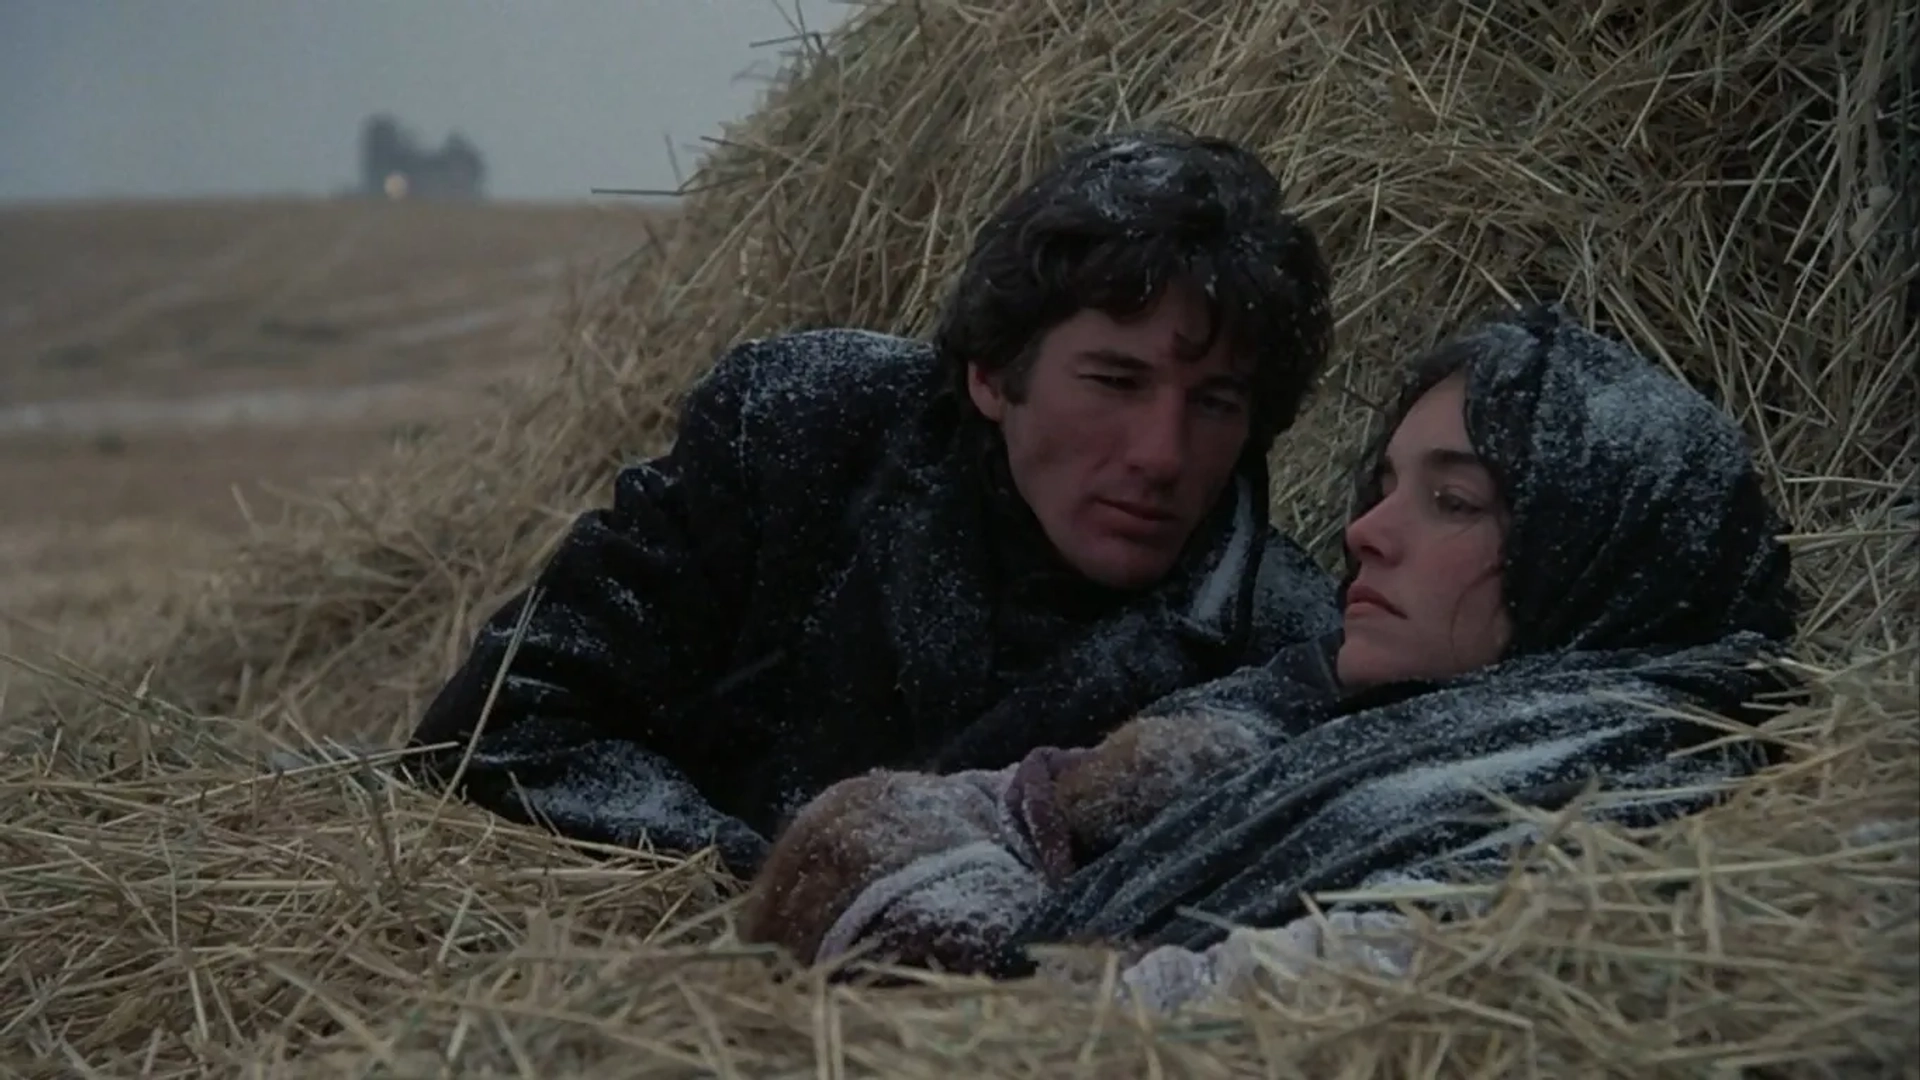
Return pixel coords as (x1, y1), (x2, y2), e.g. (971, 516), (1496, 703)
(0, 197), (655, 703)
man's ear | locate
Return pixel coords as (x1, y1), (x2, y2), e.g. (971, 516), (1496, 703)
(965, 362), (1007, 422)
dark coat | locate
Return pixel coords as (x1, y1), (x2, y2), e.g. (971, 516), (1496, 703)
(406, 329), (1340, 875)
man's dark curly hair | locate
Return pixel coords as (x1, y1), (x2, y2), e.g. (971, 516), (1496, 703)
(931, 127), (1333, 452)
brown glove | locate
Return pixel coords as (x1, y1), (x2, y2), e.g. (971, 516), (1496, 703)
(737, 769), (1003, 965)
(1051, 710), (1264, 859)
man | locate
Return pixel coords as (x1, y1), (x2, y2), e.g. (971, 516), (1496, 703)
(405, 128), (1341, 876)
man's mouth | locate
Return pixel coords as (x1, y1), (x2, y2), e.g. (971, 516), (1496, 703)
(1095, 498), (1181, 541)
(1100, 498), (1177, 523)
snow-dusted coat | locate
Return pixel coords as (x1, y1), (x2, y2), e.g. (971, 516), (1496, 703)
(742, 305), (1801, 978)
(404, 328), (1340, 875)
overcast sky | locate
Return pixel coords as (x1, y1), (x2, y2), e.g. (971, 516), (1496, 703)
(0, 0), (853, 202)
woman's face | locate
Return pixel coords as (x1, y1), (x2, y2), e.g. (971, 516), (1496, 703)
(1337, 374), (1512, 689)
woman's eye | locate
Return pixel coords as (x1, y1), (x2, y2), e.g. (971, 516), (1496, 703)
(1434, 490), (1482, 515)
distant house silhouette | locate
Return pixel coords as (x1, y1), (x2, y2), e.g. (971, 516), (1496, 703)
(359, 114), (487, 201)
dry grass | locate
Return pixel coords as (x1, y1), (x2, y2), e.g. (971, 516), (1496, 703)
(0, 198), (631, 405)
(0, 199), (654, 697)
(3, 0), (1916, 1074)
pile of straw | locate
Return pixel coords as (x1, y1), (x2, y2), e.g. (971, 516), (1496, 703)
(6, 0), (1915, 1074)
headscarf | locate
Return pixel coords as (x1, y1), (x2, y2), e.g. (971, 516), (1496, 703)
(1438, 303), (1795, 653)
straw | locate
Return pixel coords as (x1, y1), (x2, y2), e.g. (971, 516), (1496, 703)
(3, 0), (1914, 1074)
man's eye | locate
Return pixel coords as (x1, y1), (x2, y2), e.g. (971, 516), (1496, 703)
(1086, 374), (1138, 391)
(1198, 395), (1245, 416)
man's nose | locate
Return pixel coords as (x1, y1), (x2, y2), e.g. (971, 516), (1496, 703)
(1126, 391), (1188, 482)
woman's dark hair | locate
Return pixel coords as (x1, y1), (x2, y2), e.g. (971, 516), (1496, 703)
(1345, 304), (1578, 535)
(1346, 329), (1499, 533)
(930, 127), (1333, 452)
(1336, 324), (1510, 662)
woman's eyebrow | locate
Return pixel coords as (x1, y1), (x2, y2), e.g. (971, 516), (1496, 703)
(1422, 447), (1484, 472)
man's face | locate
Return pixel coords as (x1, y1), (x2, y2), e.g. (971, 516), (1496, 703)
(966, 284), (1253, 590)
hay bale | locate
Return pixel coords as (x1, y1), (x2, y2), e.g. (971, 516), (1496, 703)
(72, 0), (1913, 743)
(3, 0), (1915, 1074)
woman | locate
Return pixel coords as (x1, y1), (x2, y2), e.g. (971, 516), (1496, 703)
(736, 303), (1801, 989)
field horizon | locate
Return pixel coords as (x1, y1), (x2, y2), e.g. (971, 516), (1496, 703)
(0, 196), (662, 702)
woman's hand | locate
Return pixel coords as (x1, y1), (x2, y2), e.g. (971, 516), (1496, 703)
(737, 769), (1004, 964)
(1052, 711), (1264, 858)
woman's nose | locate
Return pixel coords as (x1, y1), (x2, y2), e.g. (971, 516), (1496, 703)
(1345, 494), (1402, 563)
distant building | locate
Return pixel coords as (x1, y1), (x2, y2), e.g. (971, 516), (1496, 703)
(359, 114), (487, 201)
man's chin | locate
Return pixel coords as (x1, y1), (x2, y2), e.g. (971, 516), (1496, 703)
(1067, 540), (1181, 591)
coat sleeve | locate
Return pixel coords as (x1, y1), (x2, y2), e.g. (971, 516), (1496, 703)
(402, 341), (772, 873)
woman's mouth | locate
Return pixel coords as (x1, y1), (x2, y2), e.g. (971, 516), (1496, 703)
(1345, 583), (1404, 617)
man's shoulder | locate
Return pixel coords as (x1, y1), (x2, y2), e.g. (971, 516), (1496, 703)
(1249, 528), (1342, 643)
(703, 328), (941, 420)
(677, 328), (946, 491)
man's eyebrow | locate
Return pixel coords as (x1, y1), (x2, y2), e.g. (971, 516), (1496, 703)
(1197, 372), (1251, 395)
(1079, 350), (1250, 391)
(1077, 348), (1152, 370)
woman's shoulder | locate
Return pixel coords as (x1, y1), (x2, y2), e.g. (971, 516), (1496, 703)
(1142, 633), (1345, 743)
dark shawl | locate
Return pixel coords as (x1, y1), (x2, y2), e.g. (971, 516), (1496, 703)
(1011, 303), (1802, 953)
